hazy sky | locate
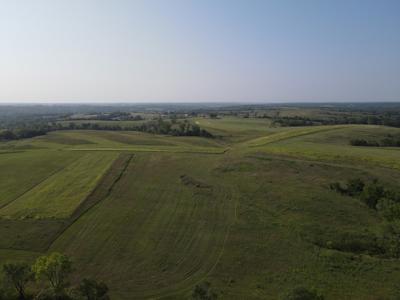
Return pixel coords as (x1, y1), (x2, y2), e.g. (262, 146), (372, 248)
(0, 0), (399, 103)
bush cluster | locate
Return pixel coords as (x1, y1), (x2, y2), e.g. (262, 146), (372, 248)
(0, 252), (109, 300)
(330, 178), (398, 210)
(350, 135), (400, 147)
(329, 178), (400, 257)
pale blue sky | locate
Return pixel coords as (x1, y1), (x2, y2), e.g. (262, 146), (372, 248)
(0, 0), (399, 103)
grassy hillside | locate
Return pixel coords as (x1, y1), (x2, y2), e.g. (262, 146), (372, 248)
(1, 118), (400, 299)
(193, 117), (273, 142)
(0, 151), (84, 207)
(51, 153), (236, 299)
(0, 152), (116, 219)
(252, 125), (400, 170)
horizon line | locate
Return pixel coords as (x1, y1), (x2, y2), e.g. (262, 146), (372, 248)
(0, 100), (400, 105)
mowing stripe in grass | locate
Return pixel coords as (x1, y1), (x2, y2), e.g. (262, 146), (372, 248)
(0, 163), (71, 210)
(247, 125), (349, 147)
(49, 153), (237, 299)
(65, 147), (227, 154)
(46, 153), (133, 250)
(0, 153), (117, 219)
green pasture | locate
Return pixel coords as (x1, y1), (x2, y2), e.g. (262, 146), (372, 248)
(51, 153), (236, 299)
(21, 130), (225, 153)
(0, 151), (79, 208)
(253, 125), (400, 170)
(245, 125), (348, 147)
(1, 118), (400, 299)
(0, 152), (116, 219)
(193, 117), (273, 141)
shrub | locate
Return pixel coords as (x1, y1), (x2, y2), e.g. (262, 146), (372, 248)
(329, 182), (346, 194)
(327, 232), (380, 254)
(74, 278), (109, 300)
(377, 222), (400, 258)
(191, 282), (217, 300)
(360, 181), (385, 209)
(346, 178), (365, 196)
(283, 286), (324, 300)
(329, 178), (364, 197)
(34, 289), (72, 300)
(377, 198), (400, 221)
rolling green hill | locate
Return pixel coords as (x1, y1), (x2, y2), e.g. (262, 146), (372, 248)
(1, 120), (400, 299)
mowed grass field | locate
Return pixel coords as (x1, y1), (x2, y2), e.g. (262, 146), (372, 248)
(0, 152), (117, 219)
(0, 151), (79, 208)
(51, 153), (236, 299)
(193, 117), (273, 142)
(1, 120), (400, 299)
(250, 125), (400, 170)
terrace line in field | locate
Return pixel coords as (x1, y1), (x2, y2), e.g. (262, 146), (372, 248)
(0, 152), (117, 219)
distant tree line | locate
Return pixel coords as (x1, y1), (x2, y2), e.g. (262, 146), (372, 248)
(0, 252), (109, 300)
(350, 135), (400, 147)
(75, 112), (144, 121)
(63, 119), (213, 137)
(135, 119), (213, 137)
(0, 128), (50, 141)
(271, 116), (315, 127)
(0, 119), (213, 142)
(271, 114), (400, 128)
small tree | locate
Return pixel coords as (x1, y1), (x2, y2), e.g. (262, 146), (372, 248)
(3, 262), (33, 300)
(192, 282), (217, 300)
(75, 278), (109, 300)
(32, 252), (73, 295)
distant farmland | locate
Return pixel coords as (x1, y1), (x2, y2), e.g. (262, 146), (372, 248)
(2, 109), (400, 299)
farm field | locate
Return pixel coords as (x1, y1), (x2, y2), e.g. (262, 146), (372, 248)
(2, 117), (400, 299)
(252, 125), (400, 170)
(8, 130), (226, 153)
(0, 152), (116, 219)
(0, 151), (79, 208)
(193, 117), (274, 142)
